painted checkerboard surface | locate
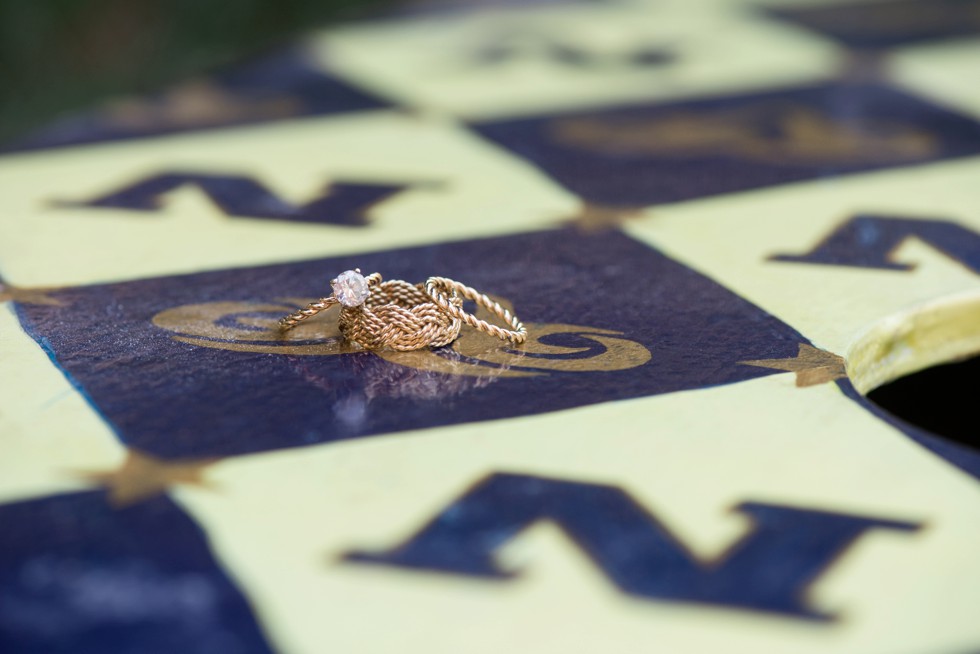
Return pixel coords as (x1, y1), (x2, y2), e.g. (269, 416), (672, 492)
(3, 1), (980, 653)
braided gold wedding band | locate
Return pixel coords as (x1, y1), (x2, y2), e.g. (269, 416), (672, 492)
(277, 269), (463, 351)
(278, 269), (526, 351)
(424, 276), (527, 345)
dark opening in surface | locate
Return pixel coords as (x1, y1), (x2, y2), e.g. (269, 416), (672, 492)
(867, 355), (980, 452)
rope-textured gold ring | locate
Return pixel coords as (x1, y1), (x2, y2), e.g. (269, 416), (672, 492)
(277, 269), (382, 331)
(425, 276), (527, 345)
(278, 269), (526, 351)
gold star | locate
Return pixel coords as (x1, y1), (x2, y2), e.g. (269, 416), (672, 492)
(106, 79), (299, 129)
(561, 202), (646, 232)
(76, 450), (218, 507)
(741, 344), (847, 388)
(0, 283), (63, 306)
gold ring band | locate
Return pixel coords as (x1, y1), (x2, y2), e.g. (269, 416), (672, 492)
(277, 271), (382, 331)
(424, 276), (527, 345)
(278, 269), (526, 351)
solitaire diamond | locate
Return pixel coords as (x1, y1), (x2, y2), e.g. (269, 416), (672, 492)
(332, 270), (370, 307)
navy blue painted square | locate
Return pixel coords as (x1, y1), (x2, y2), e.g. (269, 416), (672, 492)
(764, 0), (980, 49)
(471, 83), (980, 206)
(2, 45), (392, 154)
(17, 229), (805, 459)
(0, 492), (273, 654)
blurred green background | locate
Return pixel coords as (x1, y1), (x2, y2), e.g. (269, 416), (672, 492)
(0, 0), (390, 147)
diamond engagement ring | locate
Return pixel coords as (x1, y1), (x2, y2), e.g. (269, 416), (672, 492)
(277, 269), (527, 351)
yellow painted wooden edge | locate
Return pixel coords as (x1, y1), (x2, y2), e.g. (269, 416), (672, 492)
(847, 288), (980, 394)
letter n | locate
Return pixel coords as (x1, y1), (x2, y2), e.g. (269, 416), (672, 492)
(771, 214), (980, 274)
(344, 472), (921, 620)
(61, 171), (413, 227)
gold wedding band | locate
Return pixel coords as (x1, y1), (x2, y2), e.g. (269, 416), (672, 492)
(278, 269), (527, 351)
(424, 276), (527, 345)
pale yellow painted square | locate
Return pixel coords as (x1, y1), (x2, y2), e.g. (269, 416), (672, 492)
(317, 1), (842, 120)
(175, 375), (980, 654)
(625, 157), (980, 367)
(0, 307), (124, 503)
(0, 110), (572, 287)
(892, 39), (980, 121)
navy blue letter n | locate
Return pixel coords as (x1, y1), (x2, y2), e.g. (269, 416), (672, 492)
(344, 473), (921, 620)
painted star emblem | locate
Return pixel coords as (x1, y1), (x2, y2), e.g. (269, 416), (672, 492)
(741, 343), (847, 388)
(76, 450), (218, 507)
(561, 202), (646, 232)
(0, 283), (63, 306)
